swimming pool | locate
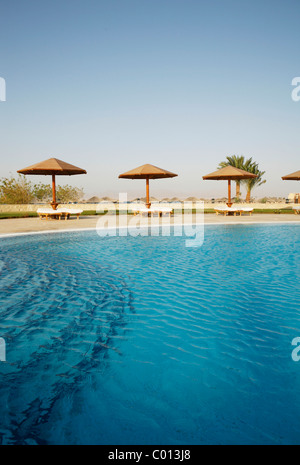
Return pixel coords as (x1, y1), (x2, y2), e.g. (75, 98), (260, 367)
(0, 224), (300, 445)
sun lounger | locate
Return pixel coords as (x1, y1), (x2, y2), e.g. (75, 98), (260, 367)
(214, 206), (253, 216)
(214, 206), (239, 216)
(240, 207), (253, 215)
(292, 206), (300, 214)
(37, 208), (64, 220)
(131, 205), (174, 217)
(37, 208), (83, 220)
(58, 208), (83, 220)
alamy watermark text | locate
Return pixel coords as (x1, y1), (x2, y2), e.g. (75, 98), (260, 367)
(291, 77), (300, 102)
(0, 77), (6, 101)
(95, 194), (204, 248)
(0, 337), (6, 361)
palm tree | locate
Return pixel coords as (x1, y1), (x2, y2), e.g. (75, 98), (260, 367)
(218, 155), (266, 202)
(242, 162), (266, 203)
(218, 155), (248, 200)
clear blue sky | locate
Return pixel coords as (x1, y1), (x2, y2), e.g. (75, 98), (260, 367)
(1, 0), (300, 199)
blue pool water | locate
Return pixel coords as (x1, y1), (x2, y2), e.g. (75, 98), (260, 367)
(0, 224), (300, 445)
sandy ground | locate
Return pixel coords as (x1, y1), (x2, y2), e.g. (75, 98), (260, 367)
(0, 213), (299, 236)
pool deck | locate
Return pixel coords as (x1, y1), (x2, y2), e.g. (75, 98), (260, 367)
(0, 213), (299, 236)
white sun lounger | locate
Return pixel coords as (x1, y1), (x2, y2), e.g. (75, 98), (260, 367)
(37, 208), (64, 220)
(130, 205), (174, 217)
(239, 207), (253, 215)
(214, 206), (253, 216)
(292, 206), (300, 214)
(57, 208), (83, 220)
(37, 208), (83, 220)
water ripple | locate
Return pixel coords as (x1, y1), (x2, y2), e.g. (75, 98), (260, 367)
(0, 226), (300, 444)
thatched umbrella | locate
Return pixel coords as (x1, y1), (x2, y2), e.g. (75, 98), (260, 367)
(88, 196), (101, 203)
(118, 164), (178, 208)
(185, 196), (198, 201)
(18, 158), (87, 209)
(203, 166), (257, 207)
(282, 171), (300, 203)
(282, 170), (300, 181)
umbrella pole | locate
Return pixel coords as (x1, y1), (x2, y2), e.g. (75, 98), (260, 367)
(227, 179), (232, 207)
(51, 174), (58, 210)
(146, 177), (151, 209)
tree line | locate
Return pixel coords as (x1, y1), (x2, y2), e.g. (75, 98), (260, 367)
(0, 175), (84, 204)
